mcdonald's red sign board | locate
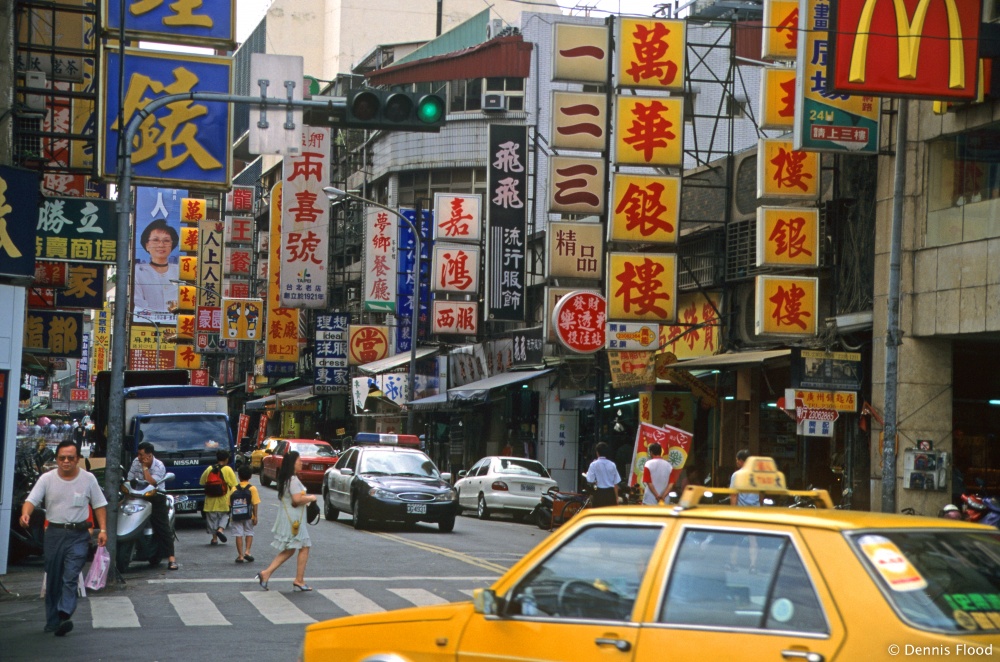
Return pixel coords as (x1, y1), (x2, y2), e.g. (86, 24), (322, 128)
(828, 0), (982, 100)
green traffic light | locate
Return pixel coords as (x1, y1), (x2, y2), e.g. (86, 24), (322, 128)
(416, 95), (445, 124)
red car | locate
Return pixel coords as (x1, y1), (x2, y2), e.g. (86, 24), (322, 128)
(260, 438), (339, 493)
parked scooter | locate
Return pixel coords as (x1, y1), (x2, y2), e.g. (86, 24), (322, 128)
(116, 472), (185, 574)
(531, 476), (593, 530)
(981, 497), (1000, 528)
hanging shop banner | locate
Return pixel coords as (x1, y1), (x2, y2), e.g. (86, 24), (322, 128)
(128, 323), (176, 371)
(544, 286), (600, 343)
(223, 278), (250, 299)
(485, 338), (513, 376)
(181, 198), (206, 222)
(552, 22), (609, 83)
(639, 392), (695, 434)
(549, 156), (606, 214)
(547, 221), (603, 279)
(432, 301), (479, 336)
(24, 310), (85, 358)
(225, 216), (253, 244)
(0, 166), (41, 282)
(659, 290), (723, 360)
(264, 182), (300, 374)
(180, 225), (199, 252)
(348, 325), (390, 365)
(364, 206), (397, 312)
(755, 275), (819, 336)
(175, 343), (202, 370)
(280, 128), (329, 308)
(617, 18), (685, 91)
(510, 326), (545, 367)
(104, 0), (236, 49)
(757, 206), (820, 267)
(610, 174), (680, 244)
(221, 298), (263, 341)
(827, 0), (981, 100)
(176, 284), (197, 312)
(432, 193), (481, 243)
(101, 48), (233, 188)
(449, 344), (489, 387)
(607, 350), (655, 389)
(551, 92), (607, 152)
(176, 313), (194, 340)
(607, 322), (659, 351)
(614, 96), (683, 166)
(607, 253), (677, 323)
(224, 246), (252, 277)
(552, 290), (607, 354)
(757, 138), (819, 200)
(40, 264), (106, 309)
(315, 313), (349, 394)
(759, 67), (797, 131)
(134, 187), (186, 324)
(793, 0), (880, 153)
(36, 196), (117, 264)
(486, 124), (527, 322)
(762, 0), (799, 60)
(396, 208), (431, 353)
(92, 308), (110, 374)
(627, 422), (692, 488)
(197, 220), (223, 306)
(227, 186), (254, 214)
(432, 245), (480, 294)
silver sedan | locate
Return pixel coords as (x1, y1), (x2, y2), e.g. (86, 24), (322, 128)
(455, 456), (557, 521)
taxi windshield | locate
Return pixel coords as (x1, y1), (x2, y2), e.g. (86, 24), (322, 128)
(847, 530), (1000, 633)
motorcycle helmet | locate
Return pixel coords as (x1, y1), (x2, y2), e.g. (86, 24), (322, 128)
(939, 504), (963, 520)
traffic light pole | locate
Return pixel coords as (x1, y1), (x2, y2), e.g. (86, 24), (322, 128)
(107, 91), (348, 579)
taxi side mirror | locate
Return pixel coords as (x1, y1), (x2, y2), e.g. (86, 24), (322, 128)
(472, 588), (499, 616)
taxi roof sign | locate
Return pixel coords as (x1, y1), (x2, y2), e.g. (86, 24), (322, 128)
(677, 456), (834, 509)
(354, 433), (421, 447)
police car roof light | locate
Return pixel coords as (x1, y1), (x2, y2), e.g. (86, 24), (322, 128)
(354, 432), (421, 447)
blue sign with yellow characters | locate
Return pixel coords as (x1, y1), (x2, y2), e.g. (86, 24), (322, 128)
(0, 165), (41, 283)
(101, 48), (232, 189)
(104, 0), (236, 49)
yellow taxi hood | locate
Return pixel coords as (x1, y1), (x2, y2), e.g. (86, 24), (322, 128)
(305, 601), (472, 634)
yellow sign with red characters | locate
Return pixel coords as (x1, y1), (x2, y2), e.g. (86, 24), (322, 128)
(759, 67), (796, 131)
(264, 182), (300, 366)
(607, 253), (677, 323)
(176, 284), (197, 312)
(610, 174), (680, 245)
(615, 96), (683, 167)
(755, 275), (818, 336)
(175, 314), (194, 340)
(761, 0), (799, 60)
(175, 343), (202, 369)
(348, 325), (390, 366)
(658, 291), (722, 360)
(179, 255), (198, 281)
(617, 18), (685, 91)
(640, 391), (695, 433)
(757, 138), (819, 200)
(180, 226), (199, 253)
(756, 207), (819, 267)
(180, 198), (206, 223)
(793, 388), (858, 413)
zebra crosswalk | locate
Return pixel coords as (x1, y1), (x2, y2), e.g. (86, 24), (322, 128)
(76, 584), (482, 631)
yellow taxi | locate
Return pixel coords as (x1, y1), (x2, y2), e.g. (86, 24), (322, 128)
(302, 457), (1000, 661)
(249, 437), (279, 473)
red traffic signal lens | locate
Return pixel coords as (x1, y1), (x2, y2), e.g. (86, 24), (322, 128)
(351, 91), (380, 121)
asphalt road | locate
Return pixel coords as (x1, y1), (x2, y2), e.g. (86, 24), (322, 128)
(0, 476), (549, 662)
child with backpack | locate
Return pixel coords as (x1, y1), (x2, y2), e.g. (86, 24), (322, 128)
(231, 465), (260, 563)
(199, 450), (238, 545)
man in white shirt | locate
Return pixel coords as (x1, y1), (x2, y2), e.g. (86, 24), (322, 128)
(642, 442), (674, 505)
(126, 441), (177, 570)
(22, 440), (108, 636)
(585, 442), (622, 507)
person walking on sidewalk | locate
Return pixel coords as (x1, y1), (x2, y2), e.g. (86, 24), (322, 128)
(126, 441), (178, 570)
(200, 450), (238, 545)
(20, 440), (108, 636)
(254, 451), (317, 592)
(231, 464), (260, 563)
(585, 442), (622, 508)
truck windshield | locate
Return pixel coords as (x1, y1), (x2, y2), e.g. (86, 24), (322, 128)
(137, 415), (230, 453)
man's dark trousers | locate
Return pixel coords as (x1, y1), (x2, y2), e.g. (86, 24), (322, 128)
(44, 527), (90, 629)
(149, 492), (174, 560)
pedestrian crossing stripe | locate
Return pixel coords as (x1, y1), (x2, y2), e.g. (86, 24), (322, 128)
(83, 586), (482, 629)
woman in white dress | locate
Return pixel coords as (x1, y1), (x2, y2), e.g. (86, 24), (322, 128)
(255, 451), (318, 591)
(134, 219), (179, 312)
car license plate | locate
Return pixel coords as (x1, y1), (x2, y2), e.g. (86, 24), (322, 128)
(311, 464), (324, 471)
(406, 504), (427, 514)
(520, 484), (536, 492)
(176, 499), (198, 511)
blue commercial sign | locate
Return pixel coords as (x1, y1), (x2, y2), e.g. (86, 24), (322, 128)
(102, 48), (232, 189)
(104, 0), (236, 49)
(0, 165), (41, 282)
(396, 209), (431, 353)
(37, 196), (118, 264)
(24, 310), (86, 359)
(315, 313), (350, 394)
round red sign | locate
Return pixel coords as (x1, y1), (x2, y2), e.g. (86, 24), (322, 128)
(552, 290), (607, 354)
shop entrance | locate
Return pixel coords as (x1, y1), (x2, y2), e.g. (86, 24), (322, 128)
(952, 341), (1000, 499)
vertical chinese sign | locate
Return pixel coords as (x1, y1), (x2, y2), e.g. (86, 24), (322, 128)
(486, 124), (527, 322)
(396, 209), (430, 353)
(223, 186), (254, 301)
(364, 207), (397, 313)
(315, 313), (349, 394)
(281, 128), (329, 308)
(265, 182), (300, 376)
(755, 275), (819, 336)
(196, 218), (224, 353)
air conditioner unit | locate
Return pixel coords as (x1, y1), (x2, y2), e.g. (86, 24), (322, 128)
(486, 18), (505, 40)
(482, 93), (505, 112)
(25, 71), (47, 111)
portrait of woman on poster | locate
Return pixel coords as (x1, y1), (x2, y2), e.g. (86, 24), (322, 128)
(134, 219), (179, 313)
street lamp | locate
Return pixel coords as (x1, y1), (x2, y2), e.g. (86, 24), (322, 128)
(323, 186), (419, 435)
(132, 312), (162, 369)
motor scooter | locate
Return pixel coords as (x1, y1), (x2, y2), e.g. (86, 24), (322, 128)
(531, 476), (593, 531)
(981, 496), (1000, 528)
(116, 472), (185, 574)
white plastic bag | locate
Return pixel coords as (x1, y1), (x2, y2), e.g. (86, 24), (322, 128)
(84, 546), (110, 591)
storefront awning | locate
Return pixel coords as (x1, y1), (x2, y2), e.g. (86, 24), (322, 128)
(244, 385), (316, 411)
(407, 393), (449, 410)
(670, 349), (791, 370)
(560, 393), (596, 411)
(448, 369), (554, 405)
(358, 347), (439, 375)
(244, 393), (276, 411)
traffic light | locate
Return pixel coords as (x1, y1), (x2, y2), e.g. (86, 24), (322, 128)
(344, 88), (445, 132)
